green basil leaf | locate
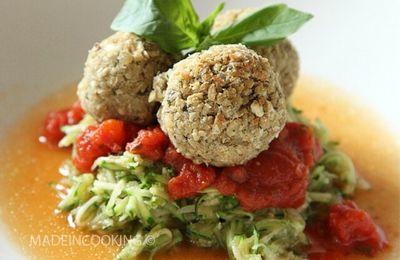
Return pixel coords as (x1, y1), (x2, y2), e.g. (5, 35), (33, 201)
(208, 4), (313, 46)
(111, 0), (200, 54)
(198, 3), (225, 37)
(111, 1), (312, 54)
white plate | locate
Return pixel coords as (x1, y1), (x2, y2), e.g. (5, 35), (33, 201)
(1, 0), (399, 259)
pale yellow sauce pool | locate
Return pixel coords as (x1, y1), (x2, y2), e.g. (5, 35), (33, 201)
(0, 76), (399, 259)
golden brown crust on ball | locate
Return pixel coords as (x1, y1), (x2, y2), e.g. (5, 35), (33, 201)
(213, 9), (300, 97)
(78, 32), (172, 125)
(158, 44), (287, 167)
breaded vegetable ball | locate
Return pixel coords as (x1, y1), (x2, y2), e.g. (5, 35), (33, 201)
(213, 9), (300, 97)
(77, 32), (172, 125)
(251, 42), (299, 97)
(149, 70), (170, 103)
(158, 44), (287, 167)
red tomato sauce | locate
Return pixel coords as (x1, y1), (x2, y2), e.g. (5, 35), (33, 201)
(214, 122), (322, 211)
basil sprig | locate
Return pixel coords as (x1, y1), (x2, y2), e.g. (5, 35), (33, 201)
(111, 0), (312, 54)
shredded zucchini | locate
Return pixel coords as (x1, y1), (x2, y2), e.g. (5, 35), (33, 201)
(116, 225), (182, 260)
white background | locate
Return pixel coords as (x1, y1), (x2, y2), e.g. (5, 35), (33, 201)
(0, 0), (399, 259)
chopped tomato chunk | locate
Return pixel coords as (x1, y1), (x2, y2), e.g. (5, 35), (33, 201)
(92, 119), (126, 152)
(42, 101), (85, 144)
(222, 166), (248, 183)
(214, 122), (321, 211)
(73, 125), (108, 172)
(67, 101), (85, 125)
(273, 122), (322, 167)
(124, 123), (140, 143)
(163, 145), (191, 172)
(43, 109), (69, 144)
(306, 200), (388, 258)
(213, 166), (247, 196)
(126, 126), (169, 161)
(163, 145), (216, 199)
(73, 119), (128, 172)
(329, 200), (388, 256)
(213, 172), (237, 196)
(237, 149), (308, 211)
(167, 163), (216, 200)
